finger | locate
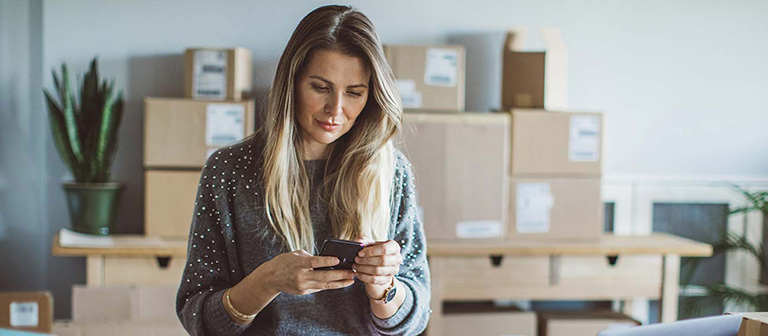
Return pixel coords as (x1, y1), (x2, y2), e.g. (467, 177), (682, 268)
(355, 254), (402, 267)
(352, 264), (399, 276)
(322, 278), (356, 290)
(358, 240), (400, 257)
(307, 256), (341, 269)
(355, 273), (393, 286)
(355, 236), (375, 246)
(308, 269), (356, 283)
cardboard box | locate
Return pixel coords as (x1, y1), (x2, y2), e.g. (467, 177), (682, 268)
(145, 170), (201, 237)
(509, 176), (603, 241)
(502, 28), (567, 110)
(184, 47), (252, 100)
(510, 109), (602, 176)
(396, 113), (509, 241)
(144, 97), (255, 168)
(0, 292), (53, 333)
(732, 312), (768, 336)
(384, 45), (466, 112)
(72, 285), (178, 322)
(443, 302), (537, 336)
(52, 320), (187, 336)
(538, 311), (639, 336)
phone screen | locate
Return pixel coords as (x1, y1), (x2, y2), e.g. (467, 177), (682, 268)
(316, 239), (364, 270)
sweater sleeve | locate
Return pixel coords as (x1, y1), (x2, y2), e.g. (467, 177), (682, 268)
(371, 152), (432, 335)
(176, 153), (251, 335)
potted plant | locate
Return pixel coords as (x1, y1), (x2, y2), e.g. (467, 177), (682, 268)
(43, 57), (124, 235)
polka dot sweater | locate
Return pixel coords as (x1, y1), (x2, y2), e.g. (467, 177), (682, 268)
(175, 138), (431, 335)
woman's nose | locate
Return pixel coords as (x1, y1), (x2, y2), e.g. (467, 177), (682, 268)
(325, 93), (343, 116)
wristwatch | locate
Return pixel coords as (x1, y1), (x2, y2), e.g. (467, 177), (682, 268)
(369, 277), (397, 304)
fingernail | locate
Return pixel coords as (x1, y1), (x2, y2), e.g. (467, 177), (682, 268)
(358, 251), (365, 257)
(355, 257), (361, 263)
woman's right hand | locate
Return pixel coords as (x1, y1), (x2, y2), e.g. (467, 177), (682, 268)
(263, 250), (357, 295)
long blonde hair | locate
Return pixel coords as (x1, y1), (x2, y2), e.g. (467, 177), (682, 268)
(260, 5), (403, 252)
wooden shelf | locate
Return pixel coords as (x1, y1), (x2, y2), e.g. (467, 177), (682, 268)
(427, 233), (713, 257)
(52, 234), (187, 257)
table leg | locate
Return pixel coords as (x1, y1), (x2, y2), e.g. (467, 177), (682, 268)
(86, 255), (105, 286)
(426, 257), (445, 336)
(660, 254), (680, 323)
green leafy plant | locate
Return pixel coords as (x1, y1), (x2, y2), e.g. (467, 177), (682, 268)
(681, 184), (768, 317)
(43, 57), (124, 183)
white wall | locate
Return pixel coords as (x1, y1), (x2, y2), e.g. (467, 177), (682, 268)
(6, 0), (765, 318)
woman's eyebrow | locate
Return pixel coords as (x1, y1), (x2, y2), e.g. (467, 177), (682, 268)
(309, 75), (368, 89)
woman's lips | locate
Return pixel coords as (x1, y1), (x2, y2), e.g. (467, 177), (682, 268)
(316, 120), (341, 131)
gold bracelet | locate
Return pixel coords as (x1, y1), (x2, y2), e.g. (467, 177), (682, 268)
(224, 288), (257, 322)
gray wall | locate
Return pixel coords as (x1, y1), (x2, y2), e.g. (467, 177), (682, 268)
(2, 0), (768, 319)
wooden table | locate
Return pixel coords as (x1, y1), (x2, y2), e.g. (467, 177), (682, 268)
(425, 233), (712, 335)
(52, 234), (187, 286)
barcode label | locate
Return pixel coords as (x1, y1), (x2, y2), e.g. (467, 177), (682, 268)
(192, 50), (228, 100)
(10, 301), (38, 327)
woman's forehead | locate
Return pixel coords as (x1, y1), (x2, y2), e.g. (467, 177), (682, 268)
(302, 49), (370, 86)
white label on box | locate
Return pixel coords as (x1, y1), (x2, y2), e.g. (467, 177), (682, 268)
(569, 115), (600, 162)
(516, 183), (555, 233)
(424, 48), (458, 87)
(10, 301), (38, 327)
(206, 104), (245, 147)
(396, 79), (423, 108)
(193, 50), (228, 100)
(456, 220), (502, 239)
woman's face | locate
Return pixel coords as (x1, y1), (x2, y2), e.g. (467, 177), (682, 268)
(295, 48), (371, 160)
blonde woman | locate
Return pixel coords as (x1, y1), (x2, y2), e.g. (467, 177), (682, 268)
(176, 5), (430, 335)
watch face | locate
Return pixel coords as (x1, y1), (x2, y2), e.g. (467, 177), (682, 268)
(385, 286), (397, 303)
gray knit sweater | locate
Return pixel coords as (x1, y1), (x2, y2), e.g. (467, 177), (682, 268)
(176, 138), (431, 335)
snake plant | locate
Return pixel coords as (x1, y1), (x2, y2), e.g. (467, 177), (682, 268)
(43, 57), (124, 183)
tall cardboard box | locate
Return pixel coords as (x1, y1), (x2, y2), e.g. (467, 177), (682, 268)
(144, 97), (255, 169)
(384, 45), (466, 112)
(510, 110), (602, 176)
(184, 47), (253, 100)
(396, 113), (509, 241)
(0, 292), (53, 333)
(509, 177), (603, 241)
(731, 313), (768, 336)
(538, 311), (639, 336)
(145, 170), (201, 238)
(502, 28), (567, 110)
(443, 302), (537, 336)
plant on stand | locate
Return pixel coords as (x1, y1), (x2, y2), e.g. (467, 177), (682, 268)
(43, 57), (124, 235)
(681, 185), (768, 317)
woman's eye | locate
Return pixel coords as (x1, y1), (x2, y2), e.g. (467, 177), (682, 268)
(312, 84), (329, 92)
(347, 91), (362, 97)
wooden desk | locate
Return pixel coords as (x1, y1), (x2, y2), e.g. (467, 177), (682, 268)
(426, 233), (712, 335)
(52, 234), (187, 286)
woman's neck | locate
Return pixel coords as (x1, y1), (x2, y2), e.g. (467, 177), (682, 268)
(302, 140), (331, 160)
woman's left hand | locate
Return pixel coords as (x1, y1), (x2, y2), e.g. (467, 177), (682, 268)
(352, 237), (403, 299)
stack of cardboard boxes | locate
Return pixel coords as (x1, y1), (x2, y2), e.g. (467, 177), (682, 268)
(389, 30), (610, 335)
(144, 47), (256, 239)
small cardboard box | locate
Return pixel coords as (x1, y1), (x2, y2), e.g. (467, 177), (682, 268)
(144, 97), (255, 169)
(184, 47), (252, 100)
(732, 312), (768, 336)
(384, 45), (466, 112)
(443, 302), (537, 336)
(509, 176), (603, 241)
(502, 28), (567, 110)
(0, 292), (53, 333)
(396, 113), (509, 241)
(510, 109), (602, 176)
(538, 311), (639, 336)
(72, 285), (178, 322)
(145, 170), (201, 238)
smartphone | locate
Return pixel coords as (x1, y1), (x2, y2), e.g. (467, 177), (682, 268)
(315, 239), (364, 270)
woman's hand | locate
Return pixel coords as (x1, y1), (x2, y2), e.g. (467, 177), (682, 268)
(263, 250), (357, 296)
(352, 238), (403, 299)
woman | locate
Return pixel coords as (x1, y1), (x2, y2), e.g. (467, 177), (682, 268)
(176, 5), (430, 335)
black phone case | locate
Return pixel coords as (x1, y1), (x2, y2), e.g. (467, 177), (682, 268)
(316, 239), (364, 270)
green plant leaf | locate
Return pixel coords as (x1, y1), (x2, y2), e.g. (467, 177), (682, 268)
(60, 64), (84, 176)
(43, 89), (80, 180)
